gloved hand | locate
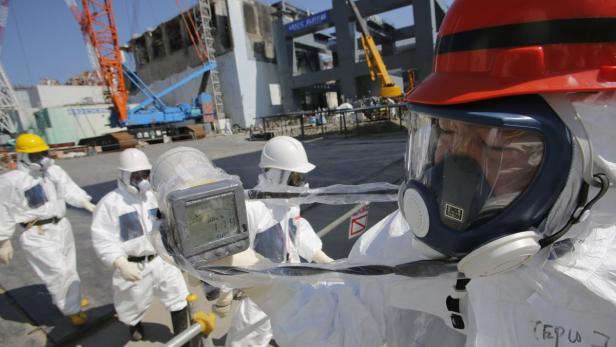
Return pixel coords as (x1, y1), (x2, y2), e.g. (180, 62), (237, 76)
(113, 256), (142, 281)
(312, 250), (334, 263)
(0, 240), (13, 265)
(208, 250), (296, 320)
(82, 199), (96, 213)
(209, 248), (266, 268)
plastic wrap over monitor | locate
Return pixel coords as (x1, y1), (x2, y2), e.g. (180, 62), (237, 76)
(151, 146), (242, 217)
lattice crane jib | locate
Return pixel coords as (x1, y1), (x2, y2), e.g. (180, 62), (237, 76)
(0, 64), (18, 135)
(198, 0), (226, 121)
(81, 0), (128, 122)
(0, 0), (19, 135)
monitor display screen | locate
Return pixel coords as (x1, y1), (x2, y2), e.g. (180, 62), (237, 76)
(185, 191), (240, 246)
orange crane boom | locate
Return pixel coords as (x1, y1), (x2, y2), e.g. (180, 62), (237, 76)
(80, 0), (128, 122)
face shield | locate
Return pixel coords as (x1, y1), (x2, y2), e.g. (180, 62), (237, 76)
(400, 95), (576, 264)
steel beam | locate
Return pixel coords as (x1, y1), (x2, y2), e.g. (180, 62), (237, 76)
(285, 0), (414, 38)
(290, 49), (417, 90)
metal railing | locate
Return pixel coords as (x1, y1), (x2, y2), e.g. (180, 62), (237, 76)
(252, 103), (409, 139)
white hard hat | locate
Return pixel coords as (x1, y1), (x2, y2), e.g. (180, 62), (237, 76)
(118, 148), (152, 172)
(259, 136), (315, 173)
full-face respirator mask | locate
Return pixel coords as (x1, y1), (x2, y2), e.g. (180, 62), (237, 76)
(399, 95), (609, 277)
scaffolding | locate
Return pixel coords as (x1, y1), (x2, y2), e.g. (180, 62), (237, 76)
(198, 0), (226, 122)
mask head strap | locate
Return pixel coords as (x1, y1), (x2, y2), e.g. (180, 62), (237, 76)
(539, 173), (609, 248)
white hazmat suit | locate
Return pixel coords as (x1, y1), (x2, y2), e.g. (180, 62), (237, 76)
(0, 162), (92, 316)
(225, 201), (326, 347)
(225, 136), (331, 347)
(91, 150), (189, 327)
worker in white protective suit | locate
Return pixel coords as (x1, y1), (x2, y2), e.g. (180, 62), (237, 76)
(91, 148), (190, 341)
(0, 133), (95, 326)
(201, 1), (616, 346)
(223, 135), (334, 347)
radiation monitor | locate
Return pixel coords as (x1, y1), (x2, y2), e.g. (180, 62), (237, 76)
(166, 179), (250, 266)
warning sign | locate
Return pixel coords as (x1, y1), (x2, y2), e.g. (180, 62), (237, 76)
(348, 204), (369, 239)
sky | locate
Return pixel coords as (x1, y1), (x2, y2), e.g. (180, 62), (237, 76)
(1, 0), (417, 87)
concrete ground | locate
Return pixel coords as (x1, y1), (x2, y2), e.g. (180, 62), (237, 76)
(0, 131), (406, 347)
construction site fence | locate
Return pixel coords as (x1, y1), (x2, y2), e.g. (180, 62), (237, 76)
(253, 103), (409, 139)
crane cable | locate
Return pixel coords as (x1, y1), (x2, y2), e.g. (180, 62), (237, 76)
(174, 0), (208, 63)
(8, 2), (34, 85)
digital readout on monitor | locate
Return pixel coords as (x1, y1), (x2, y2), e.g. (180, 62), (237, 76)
(186, 192), (239, 245)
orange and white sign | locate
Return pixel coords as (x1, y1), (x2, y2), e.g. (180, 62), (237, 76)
(348, 204), (369, 239)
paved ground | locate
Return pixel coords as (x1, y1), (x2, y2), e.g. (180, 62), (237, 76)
(0, 131), (407, 346)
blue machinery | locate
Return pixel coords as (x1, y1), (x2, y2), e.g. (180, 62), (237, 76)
(121, 62), (217, 128)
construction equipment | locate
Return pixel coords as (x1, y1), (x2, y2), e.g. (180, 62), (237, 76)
(68, 0), (224, 149)
(347, 0), (403, 98)
(0, 64), (19, 136)
(0, 0), (20, 137)
(79, 0), (129, 123)
(197, 0), (226, 122)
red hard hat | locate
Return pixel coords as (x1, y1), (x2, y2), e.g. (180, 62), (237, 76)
(406, 0), (616, 105)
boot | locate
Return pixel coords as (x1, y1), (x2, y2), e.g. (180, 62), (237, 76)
(171, 307), (192, 347)
(129, 322), (145, 341)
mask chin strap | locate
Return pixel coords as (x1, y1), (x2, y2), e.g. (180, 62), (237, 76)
(539, 173), (610, 248)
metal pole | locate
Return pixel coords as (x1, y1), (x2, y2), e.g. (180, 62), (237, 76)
(317, 203), (366, 238)
(262, 118), (267, 132)
(164, 323), (203, 347)
(300, 115), (305, 139)
(343, 113), (347, 137)
(321, 111), (325, 136)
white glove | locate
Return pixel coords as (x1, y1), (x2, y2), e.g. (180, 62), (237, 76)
(82, 199), (96, 213)
(0, 240), (13, 265)
(209, 250), (296, 318)
(311, 250), (334, 264)
(113, 256), (142, 281)
(209, 248), (267, 267)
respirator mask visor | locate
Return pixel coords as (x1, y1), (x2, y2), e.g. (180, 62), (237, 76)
(404, 112), (545, 231)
